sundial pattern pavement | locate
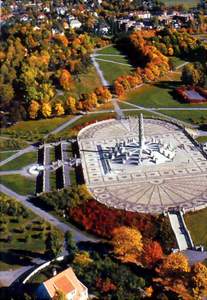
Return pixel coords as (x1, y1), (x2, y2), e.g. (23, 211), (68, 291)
(78, 118), (207, 213)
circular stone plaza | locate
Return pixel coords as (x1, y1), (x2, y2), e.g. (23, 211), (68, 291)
(77, 116), (207, 214)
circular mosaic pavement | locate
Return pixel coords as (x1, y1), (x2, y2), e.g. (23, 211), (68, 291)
(78, 118), (207, 214)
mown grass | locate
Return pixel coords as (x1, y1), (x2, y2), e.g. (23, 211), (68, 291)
(162, 0), (199, 8)
(122, 80), (207, 109)
(1, 116), (73, 142)
(196, 136), (207, 143)
(0, 151), (18, 162)
(0, 175), (36, 195)
(97, 60), (133, 84)
(0, 194), (63, 271)
(184, 208), (207, 250)
(96, 45), (122, 55)
(96, 55), (131, 64)
(0, 151), (37, 171)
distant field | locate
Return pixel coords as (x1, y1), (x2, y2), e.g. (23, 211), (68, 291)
(0, 151), (37, 171)
(0, 175), (36, 195)
(184, 208), (207, 250)
(162, 0), (199, 8)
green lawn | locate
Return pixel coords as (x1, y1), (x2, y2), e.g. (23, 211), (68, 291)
(98, 60), (133, 84)
(184, 208), (207, 250)
(0, 151), (37, 171)
(0, 137), (28, 151)
(96, 45), (133, 84)
(124, 109), (207, 125)
(96, 54), (131, 65)
(70, 169), (76, 185)
(1, 115), (73, 142)
(170, 56), (188, 68)
(96, 45), (122, 55)
(122, 81), (207, 108)
(50, 171), (57, 190)
(196, 136), (207, 143)
(0, 151), (17, 162)
(0, 194), (63, 271)
(0, 175), (36, 195)
(162, 0), (199, 8)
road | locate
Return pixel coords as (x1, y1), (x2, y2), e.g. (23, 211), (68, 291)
(0, 184), (99, 243)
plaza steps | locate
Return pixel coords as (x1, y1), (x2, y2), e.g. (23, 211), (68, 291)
(168, 210), (194, 251)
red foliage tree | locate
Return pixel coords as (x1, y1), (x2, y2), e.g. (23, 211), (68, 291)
(142, 240), (163, 268)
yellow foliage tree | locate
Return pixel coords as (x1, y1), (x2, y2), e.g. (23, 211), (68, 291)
(73, 251), (93, 266)
(160, 252), (190, 275)
(41, 102), (52, 118)
(192, 262), (207, 300)
(112, 226), (143, 264)
(66, 96), (76, 113)
(54, 103), (64, 116)
(28, 100), (40, 119)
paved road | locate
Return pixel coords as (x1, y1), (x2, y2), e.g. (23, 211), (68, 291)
(0, 184), (99, 243)
(0, 266), (33, 288)
(112, 98), (124, 119)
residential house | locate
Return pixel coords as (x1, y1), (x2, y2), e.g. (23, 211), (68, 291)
(36, 267), (88, 300)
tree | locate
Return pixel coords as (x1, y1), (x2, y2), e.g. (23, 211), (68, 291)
(112, 226), (143, 264)
(65, 231), (77, 259)
(28, 100), (40, 119)
(191, 262), (207, 300)
(160, 252), (190, 276)
(41, 102), (52, 118)
(0, 83), (14, 106)
(142, 240), (163, 268)
(59, 69), (72, 91)
(45, 231), (62, 258)
(54, 102), (64, 116)
(66, 96), (76, 113)
(181, 63), (201, 86)
(73, 251), (93, 266)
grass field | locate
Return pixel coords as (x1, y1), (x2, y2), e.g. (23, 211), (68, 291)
(196, 136), (207, 143)
(0, 151), (37, 171)
(0, 175), (36, 195)
(184, 208), (207, 250)
(1, 115), (73, 142)
(0, 151), (17, 162)
(0, 194), (63, 271)
(162, 0), (199, 8)
(96, 46), (133, 84)
(124, 109), (207, 125)
(121, 80), (207, 109)
(170, 56), (188, 68)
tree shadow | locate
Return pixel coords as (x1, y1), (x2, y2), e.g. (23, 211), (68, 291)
(0, 250), (32, 267)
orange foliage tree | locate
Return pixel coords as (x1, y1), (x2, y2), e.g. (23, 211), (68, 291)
(112, 226), (143, 264)
(59, 69), (72, 91)
(191, 262), (207, 300)
(142, 240), (163, 268)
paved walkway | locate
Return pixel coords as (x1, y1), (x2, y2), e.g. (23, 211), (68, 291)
(0, 266), (33, 288)
(112, 98), (124, 119)
(0, 184), (99, 243)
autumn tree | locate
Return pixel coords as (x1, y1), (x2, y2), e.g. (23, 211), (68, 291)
(28, 100), (40, 119)
(66, 96), (76, 113)
(65, 231), (77, 259)
(112, 226), (143, 264)
(191, 262), (207, 300)
(59, 69), (72, 91)
(41, 102), (52, 118)
(142, 240), (163, 268)
(159, 252), (190, 276)
(54, 102), (64, 116)
(73, 251), (93, 266)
